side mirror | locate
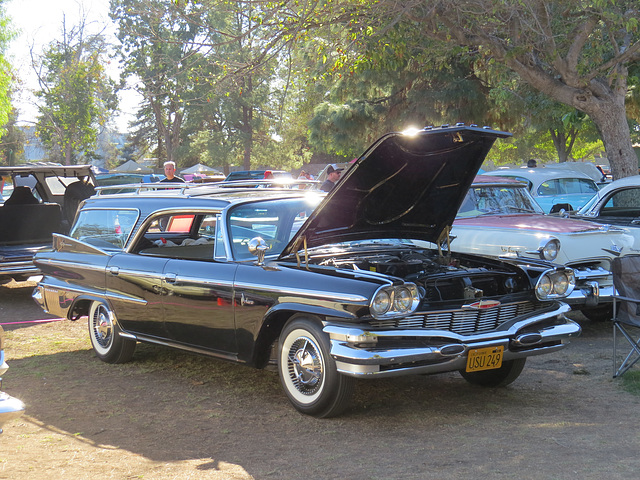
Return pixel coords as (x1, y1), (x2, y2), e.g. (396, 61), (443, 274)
(248, 237), (269, 264)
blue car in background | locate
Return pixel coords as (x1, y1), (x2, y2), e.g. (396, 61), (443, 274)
(483, 166), (599, 213)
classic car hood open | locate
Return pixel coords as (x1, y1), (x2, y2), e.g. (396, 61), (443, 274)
(282, 125), (510, 257)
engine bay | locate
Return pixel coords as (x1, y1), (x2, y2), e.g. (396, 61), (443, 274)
(317, 247), (525, 302)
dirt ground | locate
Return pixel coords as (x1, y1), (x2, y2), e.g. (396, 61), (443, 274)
(1, 279), (640, 480)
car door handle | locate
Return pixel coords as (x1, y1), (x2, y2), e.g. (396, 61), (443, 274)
(164, 273), (177, 283)
(108, 266), (120, 276)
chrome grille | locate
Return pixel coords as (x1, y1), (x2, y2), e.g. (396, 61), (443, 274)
(369, 301), (537, 335)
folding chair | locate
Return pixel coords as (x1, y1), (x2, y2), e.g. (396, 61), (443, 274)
(612, 254), (640, 377)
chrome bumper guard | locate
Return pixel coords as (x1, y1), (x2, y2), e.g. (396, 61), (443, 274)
(325, 303), (580, 378)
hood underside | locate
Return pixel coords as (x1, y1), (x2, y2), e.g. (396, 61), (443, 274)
(282, 125), (511, 257)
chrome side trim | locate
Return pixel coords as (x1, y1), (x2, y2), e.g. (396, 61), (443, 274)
(234, 281), (369, 303)
(37, 258), (108, 273)
(117, 331), (239, 363)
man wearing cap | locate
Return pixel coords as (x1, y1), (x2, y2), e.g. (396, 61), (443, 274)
(320, 164), (343, 192)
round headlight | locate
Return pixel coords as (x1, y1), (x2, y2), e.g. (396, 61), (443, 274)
(394, 287), (414, 312)
(371, 289), (392, 316)
(536, 274), (553, 298)
(552, 272), (569, 295)
(541, 239), (560, 261)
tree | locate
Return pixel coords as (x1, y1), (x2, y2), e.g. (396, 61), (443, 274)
(111, 0), (212, 167)
(359, 0), (640, 179)
(0, 107), (25, 165)
(112, 0), (285, 171)
(195, 1), (638, 177)
(34, 17), (118, 165)
(0, 0), (15, 137)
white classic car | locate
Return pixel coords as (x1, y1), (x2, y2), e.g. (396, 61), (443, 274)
(571, 175), (640, 252)
(448, 176), (634, 321)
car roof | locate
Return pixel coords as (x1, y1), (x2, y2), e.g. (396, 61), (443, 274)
(471, 175), (527, 187)
(0, 164), (94, 177)
(82, 185), (314, 216)
(591, 174), (640, 195)
(485, 167), (595, 182)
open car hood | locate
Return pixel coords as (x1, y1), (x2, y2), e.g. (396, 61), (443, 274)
(281, 125), (511, 257)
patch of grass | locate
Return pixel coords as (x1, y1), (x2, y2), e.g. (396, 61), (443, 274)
(620, 370), (640, 396)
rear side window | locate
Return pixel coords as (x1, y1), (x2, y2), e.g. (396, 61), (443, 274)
(71, 208), (139, 249)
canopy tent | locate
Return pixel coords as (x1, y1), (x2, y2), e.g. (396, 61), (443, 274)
(112, 160), (153, 173)
(91, 165), (109, 174)
(180, 163), (223, 175)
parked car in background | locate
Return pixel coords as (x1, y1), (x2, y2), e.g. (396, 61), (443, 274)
(448, 176), (633, 321)
(483, 166), (599, 213)
(32, 125), (580, 418)
(570, 175), (640, 251)
(0, 325), (25, 433)
(95, 173), (145, 186)
(0, 164), (95, 284)
(224, 170), (292, 181)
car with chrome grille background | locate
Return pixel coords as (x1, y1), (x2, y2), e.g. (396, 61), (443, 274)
(32, 125), (581, 417)
(448, 175), (634, 321)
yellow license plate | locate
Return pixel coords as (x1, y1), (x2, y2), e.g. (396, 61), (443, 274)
(466, 346), (504, 372)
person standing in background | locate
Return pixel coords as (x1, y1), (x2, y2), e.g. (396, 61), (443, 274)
(320, 164), (343, 192)
(161, 161), (184, 182)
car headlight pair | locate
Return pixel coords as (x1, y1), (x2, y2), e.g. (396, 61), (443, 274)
(370, 283), (420, 318)
(535, 268), (576, 299)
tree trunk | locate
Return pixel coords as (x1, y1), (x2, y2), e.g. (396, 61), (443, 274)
(65, 142), (73, 166)
(242, 103), (253, 170)
(549, 129), (569, 162)
(241, 75), (253, 171)
(513, 65), (636, 180)
(589, 106), (637, 180)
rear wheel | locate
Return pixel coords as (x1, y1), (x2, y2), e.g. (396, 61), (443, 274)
(278, 317), (355, 418)
(88, 301), (136, 364)
(459, 358), (526, 387)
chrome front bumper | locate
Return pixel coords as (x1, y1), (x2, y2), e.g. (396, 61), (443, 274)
(325, 302), (581, 378)
(564, 282), (614, 308)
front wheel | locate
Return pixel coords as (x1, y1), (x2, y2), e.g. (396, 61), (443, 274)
(278, 317), (355, 418)
(580, 305), (613, 322)
(88, 301), (136, 364)
(459, 358), (526, 387)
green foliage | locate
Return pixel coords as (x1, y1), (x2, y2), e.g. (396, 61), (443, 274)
(112, 0), (290, 170)
(0, 108), (25, 165)
(0, 1), (16, 137)
(34, 22), (118, 165)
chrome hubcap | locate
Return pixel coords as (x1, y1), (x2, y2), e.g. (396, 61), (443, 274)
(92, 306), (112, 348)
(287, 338), (322, 395)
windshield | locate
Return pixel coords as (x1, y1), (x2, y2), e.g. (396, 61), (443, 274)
(227, 196), (322, 259)
(457, 185), (544, 218)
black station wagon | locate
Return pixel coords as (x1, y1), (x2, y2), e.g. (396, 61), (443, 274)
(32, 125), (581, 417)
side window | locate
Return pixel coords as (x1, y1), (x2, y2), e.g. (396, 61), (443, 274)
(578, 178), (598, 194)
(136, 212), (216, 261)
(537, 180), (558, 196)
(71, 209), (139, 249)
(603, 189), (640, 214)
